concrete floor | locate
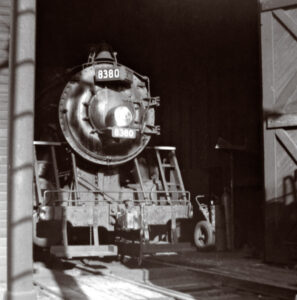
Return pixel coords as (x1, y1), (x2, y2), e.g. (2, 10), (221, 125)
(33, 260), (173, 300)
(1, 250), (297, 299)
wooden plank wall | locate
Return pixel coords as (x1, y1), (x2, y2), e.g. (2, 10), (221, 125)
(261, 0), (297, 263)
(0, 0), (10, 283)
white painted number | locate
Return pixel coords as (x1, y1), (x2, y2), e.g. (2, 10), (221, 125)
(97, 68), (120, 80)
(98, 70), (103, 79)
(113, 128), (136, 139)
(114, 69), (120, 78)
(128, 130), (134, 138)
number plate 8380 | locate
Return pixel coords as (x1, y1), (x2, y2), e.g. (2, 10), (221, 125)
(96, 68), (120, 80)
(112, 127), (136, 139)
(95, 66), (132, 83)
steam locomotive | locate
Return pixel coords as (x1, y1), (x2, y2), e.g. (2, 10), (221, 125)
(33, 45), (192, 262)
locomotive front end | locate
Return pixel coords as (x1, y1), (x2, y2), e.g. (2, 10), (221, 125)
(33, 45), (192, 262)
(59, 49), (160, 165)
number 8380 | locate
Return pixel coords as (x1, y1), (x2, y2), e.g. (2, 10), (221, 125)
(97, 68), (120, 79)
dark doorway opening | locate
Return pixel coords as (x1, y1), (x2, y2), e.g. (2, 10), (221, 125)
(36, 0), (262, 251)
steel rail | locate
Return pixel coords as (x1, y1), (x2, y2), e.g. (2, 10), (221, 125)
(145, 257), (297, 300)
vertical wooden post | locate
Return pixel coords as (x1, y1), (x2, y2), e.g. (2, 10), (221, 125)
(5, 0), (37, 299)
(0, 0), (11, 286)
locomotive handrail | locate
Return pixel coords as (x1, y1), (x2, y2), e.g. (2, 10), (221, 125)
(43, 189), (191, 205)
(34, 141), (64, 146)
(146, 146), (176, 151)
(36, 59), (150, 100)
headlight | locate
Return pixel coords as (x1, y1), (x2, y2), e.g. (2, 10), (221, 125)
(114, 106), (133, 127)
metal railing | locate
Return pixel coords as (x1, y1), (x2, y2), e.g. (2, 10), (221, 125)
(43, 189), (191, 206)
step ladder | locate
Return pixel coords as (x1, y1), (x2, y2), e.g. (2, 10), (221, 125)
(133, 146), (188, 204)
(128, 146), (189, 264)
(34, 141), (117, 257)
(70, 151), (99, 249)
(152, 146), (187, 204)
(33, 141), (63, 206)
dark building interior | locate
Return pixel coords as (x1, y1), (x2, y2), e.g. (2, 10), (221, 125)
(36, 0), (263, 250)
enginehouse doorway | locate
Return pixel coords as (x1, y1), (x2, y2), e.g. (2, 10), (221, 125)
(36, 0), (262, 253)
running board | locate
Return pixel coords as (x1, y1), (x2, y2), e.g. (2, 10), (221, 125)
(50, 245), (118, 258)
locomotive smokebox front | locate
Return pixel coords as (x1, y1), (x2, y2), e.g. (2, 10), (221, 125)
(59, 47), (160, 166)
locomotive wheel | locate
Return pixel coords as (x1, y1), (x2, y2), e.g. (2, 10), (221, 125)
(194, 220), (213, 249)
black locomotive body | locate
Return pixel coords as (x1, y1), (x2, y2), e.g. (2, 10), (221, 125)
(33, 46), (192, 260)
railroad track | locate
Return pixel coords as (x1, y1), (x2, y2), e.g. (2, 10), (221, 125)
(72, 258), (287, 299)
(34, 255), (296, 300)
(142, 256), (295, 300)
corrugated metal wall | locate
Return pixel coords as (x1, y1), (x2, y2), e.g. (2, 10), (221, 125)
(0, 0), (10, 283)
